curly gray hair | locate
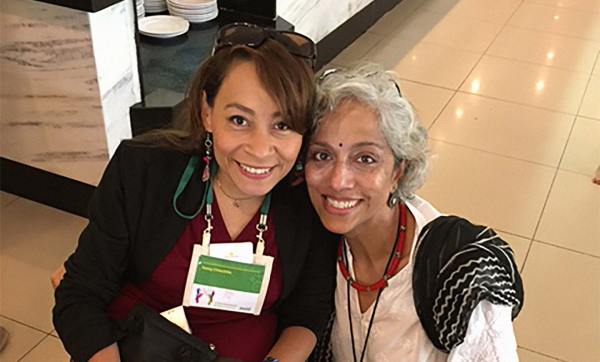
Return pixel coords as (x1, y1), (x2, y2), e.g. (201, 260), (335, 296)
(312, 63), (429, 200)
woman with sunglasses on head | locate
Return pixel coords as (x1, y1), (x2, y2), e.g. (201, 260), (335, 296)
(305, 64), (524, 362)
(53, 23), (337, 362)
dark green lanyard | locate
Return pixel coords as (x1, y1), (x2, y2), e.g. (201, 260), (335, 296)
(172, 156), (208, 220)
(172, 156), (272, 254)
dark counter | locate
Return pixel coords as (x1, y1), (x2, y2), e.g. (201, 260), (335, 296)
(34, 0), (122, 12)
(130, 13), (293, 135)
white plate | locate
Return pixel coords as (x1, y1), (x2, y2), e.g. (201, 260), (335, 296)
(168, 5), (215, 15)
(145, 6), (168, 13)
(138, 15), (189, 38)
(168, 0), (216, 9)
(169, 0), (216, 5)
(177, 11), (218, 23)
(168, 2), (216, 9)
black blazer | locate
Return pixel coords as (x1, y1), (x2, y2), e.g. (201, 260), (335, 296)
(53, 141), (338, 362)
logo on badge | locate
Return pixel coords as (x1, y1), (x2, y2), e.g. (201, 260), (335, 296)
(195, 287), (216, 305)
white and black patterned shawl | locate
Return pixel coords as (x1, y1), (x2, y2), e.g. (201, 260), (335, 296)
(412, 215), (524, 352)
(310, 215), (524, 361)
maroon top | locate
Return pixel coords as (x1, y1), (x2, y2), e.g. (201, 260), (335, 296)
(108, 197), (282, 362)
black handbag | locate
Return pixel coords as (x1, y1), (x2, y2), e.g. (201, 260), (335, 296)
(118, 303), (218, 362)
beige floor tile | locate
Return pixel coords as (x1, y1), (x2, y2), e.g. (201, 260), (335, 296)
(497, 231), (531, 271)
(421, 0), (522, 24)
(526, 0), (600, 13)
(0, 316), (46, 362)
(418, 140), (555, 237)
(392, 42), (481, 89)
(536, 170), (600, 256)
(362, 31), (421, 70)
(487, 26), (600, 73)
(518, 348), (566, 361)
(509, 3), (600, 42)
(594, 55), (600, 75)
(514, 242), (600, 362)
(0, 198), (86, 332)
(561, 116), (600, 176)
(461, 55), (589, 114)
(397, 80), (454, 128)
(368, 0), (424, 36)
(579, 75), (600, 120)
(1, 191), (18, 208)
(518, 348), (564, 361)
(378, 9), (504, 53)
(366, 38), (481, 89)
(330, 32), (383, 66)
(19, 335), (70, 362)
(429, 93), (574, 166)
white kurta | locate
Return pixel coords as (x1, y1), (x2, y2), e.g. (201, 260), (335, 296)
(331, 196), (519, 362)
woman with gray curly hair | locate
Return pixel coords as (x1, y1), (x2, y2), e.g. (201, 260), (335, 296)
(305, 63), (523, 361)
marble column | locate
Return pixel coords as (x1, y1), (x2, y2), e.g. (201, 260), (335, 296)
(0, 0), (141, 186)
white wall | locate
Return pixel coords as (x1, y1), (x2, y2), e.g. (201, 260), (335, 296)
(278, 0), (375, 42)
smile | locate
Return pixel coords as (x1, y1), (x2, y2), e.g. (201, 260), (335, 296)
(325, 196), (360, 210)
(237, 162), (274, 176)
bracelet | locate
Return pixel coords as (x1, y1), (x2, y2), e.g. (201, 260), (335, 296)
(264, 357), (279, 362)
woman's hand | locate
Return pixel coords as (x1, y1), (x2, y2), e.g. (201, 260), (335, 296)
(88, 343), (120, 362)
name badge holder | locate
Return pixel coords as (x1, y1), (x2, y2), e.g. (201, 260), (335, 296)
(181, 172), (274, 315)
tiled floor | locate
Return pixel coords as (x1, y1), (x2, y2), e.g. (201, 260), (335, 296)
(335, 0), (600, 360)
(1, 0), (599, 360)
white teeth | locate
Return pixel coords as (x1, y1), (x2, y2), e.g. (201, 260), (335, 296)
(240, 163), (272, 175)
(326, 197), (359, 209)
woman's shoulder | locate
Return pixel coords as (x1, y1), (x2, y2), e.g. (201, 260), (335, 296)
(412, 215), (524, 353)
(272, 179), (312, 209)
(115, 139), (191, 164)
(271, 180), (331, 236)
(109, 140), (197, 179)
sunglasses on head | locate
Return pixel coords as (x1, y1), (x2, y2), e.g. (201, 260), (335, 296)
(212, 22), (317, 70)
(319, 68), (404, 96)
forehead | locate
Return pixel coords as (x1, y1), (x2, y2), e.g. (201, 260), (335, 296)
(215, 61), (279, 112)
(313, 100), (386, 145)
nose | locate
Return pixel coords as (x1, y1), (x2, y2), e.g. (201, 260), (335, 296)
(245, 128), (274, 159)
(329, 160), (354, 191)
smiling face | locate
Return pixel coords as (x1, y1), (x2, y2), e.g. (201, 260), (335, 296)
(202, 61), (303, 198)
(305, 100), (403, 237)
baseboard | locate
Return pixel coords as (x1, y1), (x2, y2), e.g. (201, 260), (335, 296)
(0, 157), (94, 218)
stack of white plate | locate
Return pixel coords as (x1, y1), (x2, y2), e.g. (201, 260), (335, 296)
(167, 0), (218, 23)
(138, 15), (190, 38)
(136, 0), (145, 18)
(145, 0), (168, 14)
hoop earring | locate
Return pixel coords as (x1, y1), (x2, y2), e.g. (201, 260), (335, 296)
(387, 192), (400, 209)
(202, 133), (213, 182)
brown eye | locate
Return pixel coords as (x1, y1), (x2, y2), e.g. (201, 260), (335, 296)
(274, 122), (291, 131)
(229, 115), (247, 126)
(312, 151), (330, 161)
(357, 155), (376, 164)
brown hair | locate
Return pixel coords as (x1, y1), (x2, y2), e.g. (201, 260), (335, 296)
(134, 39), (315, 154)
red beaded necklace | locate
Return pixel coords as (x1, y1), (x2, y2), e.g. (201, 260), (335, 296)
(338, 202), (408, 293)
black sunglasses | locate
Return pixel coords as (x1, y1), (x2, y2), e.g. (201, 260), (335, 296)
(212, 22), (317, 70)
